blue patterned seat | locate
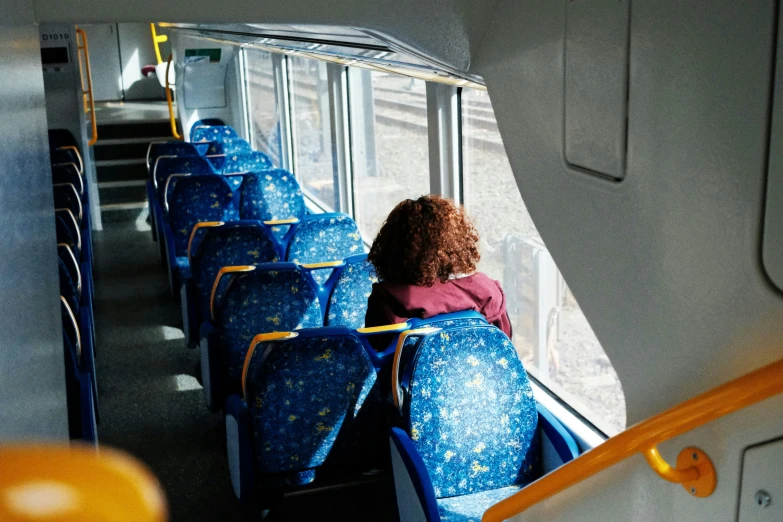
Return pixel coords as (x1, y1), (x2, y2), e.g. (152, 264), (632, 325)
(220, 151), (274, 174)
(200, 263), (323, 411)
(52, 163), (83, 196)
(146, 140), (212, 172)
(325, 255), (377, 329)
(153, 155), (217, 202)
(164, 175), (239, 259)
(286, 213), (364, 284)
(388, 323), (578, 521)
(192, 124), (239, 143)
(239, 170), (306, 242)
(180, 221), (282, 347)
(55, 209), (81, 259)
(189, 118), (225, 141)
(225, 327), (390, 500)
(60, 297), (97, 443)
(53, 183), (83, 225)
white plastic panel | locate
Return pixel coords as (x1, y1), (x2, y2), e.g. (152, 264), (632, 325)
(738, 437), (783, 521)
(763, 9), (783, 292)
(183, 63), (227, 109)
(565, 0), (630, 180)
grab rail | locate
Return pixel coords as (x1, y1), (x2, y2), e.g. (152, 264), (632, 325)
(164, 53), (182, 140)
(149, 23), (168, 65)
(482, 357), (783, 521)
(75, 28), (98, 146)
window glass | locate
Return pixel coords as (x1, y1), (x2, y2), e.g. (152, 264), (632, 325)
(348, 69), (430, 240)
(461, 88), (627, 435)
(289, 56), (336, 210)
(245, 49), (282, 165)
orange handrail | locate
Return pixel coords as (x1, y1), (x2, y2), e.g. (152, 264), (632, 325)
(482, 357), (783, 521)
(164, 53), (182, 140)
(75, 28), (98, 146)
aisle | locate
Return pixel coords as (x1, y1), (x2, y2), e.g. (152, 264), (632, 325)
(92, 213), (246, 522)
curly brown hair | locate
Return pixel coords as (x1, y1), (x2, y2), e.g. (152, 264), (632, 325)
(368, 195), (480, 286)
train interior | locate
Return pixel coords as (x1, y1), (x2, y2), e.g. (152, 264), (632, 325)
(1, 1), (783, 521)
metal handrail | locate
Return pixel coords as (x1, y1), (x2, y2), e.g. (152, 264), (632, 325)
(149, 23), (168, 65)
(482, 357), (783, 521)
(75, 28), (98, 146)
(164, 53), (182, 140)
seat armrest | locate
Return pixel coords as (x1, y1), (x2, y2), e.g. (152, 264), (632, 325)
(225, 394), (255, 501)
(389, 427), (439, 522)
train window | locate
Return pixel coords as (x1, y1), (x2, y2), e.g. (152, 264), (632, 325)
(347, 69), (430, 240)
(289, 56), (337, 210)
(461, 88), (627, 435)
(245, 49), (282, 165)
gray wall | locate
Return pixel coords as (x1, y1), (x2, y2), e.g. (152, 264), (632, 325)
(0, 1), (69, 440)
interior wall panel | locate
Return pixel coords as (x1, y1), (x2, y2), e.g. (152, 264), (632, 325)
(0, 12), (69, 439)
(474, 0), (783, 425)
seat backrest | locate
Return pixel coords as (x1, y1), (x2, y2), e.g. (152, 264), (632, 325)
(58, 256), (80, 316)
(325, 255), (377, 329)
(52, 163), (83, 195)
(286, 214), (364, 284)
(399, 324), (539, 498)
(53, 183), (82, 224)
(192, 125), (239, 143)
(166, 175), (239, 258)
(48, 128), (78, 149)
(153, 155), (217, 200)
(220, 151), (274, 174)
(211, 264), (322, 389)
(147, 141), (212, 171)
(190, 118), (226, 140)
(239, 170), (306, 242)
(189, 221), (281, 323)
(55, 209), (81, 256)
(242, 327), (382, 482)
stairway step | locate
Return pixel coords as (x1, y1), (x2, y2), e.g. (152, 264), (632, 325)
(96, 159), (147, 183)
(94, 140), (159, 162)
(98, 122), (174, 141)
(100, 202), (149, 224)
(98, 181), (148, 206)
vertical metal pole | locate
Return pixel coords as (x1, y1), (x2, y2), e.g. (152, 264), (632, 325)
(426, 82), (460, 202)
(272, 53), (293, 173)
(327, 63), (353, 215)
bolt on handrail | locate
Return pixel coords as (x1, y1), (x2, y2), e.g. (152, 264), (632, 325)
(482, 356), (783, 521)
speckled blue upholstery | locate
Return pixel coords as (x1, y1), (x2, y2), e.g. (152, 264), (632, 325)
(58, 257), (79, 316)
(154, 156), (217, 203)
(239, 170), (306, 241)
(243, 329), (381, 483)
(53, 184), (82, 224)
(326, 255), (376, 328)
(221, 151), (274, 174)
(192, 125), (239, 143)
(287, 214), (364, 284)
(190, 119), (225, 141)
(191, 223), (280, 324)
(55, 210), (80, 258)
(437, 485), (524, 522)
(52, 164), (82, 194)
(403, 325), (539, 499)
(148, 141), (211, 171)
(213, 266), (322, 392)
(167, 176), (239, 257)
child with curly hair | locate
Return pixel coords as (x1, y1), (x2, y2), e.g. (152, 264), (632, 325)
(365, 195), (511, 347)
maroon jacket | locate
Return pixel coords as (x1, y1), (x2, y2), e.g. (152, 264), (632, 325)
(364, 272), (512, 350)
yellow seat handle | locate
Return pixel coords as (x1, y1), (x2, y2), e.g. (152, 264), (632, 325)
(75, 28), (97, 146)
(241, 332), (298, 398)
(187, 222), (224, 263)
(210, 266), (256, 321)
(391, 328), (441, 412)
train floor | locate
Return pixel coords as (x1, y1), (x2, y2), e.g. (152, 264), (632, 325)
(92, 212), (398, 521)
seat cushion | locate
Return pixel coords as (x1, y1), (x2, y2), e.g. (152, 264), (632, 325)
(437, 485), (523, 522)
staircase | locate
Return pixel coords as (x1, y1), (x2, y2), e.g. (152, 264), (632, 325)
(95, 121), (173, 222)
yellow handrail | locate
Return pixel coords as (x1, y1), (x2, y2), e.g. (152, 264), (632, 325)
(482, 357), (783, 521)
(76, 28), (98, 146)
(164, 53), (181, 140)
(149, 23), (168, 65)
